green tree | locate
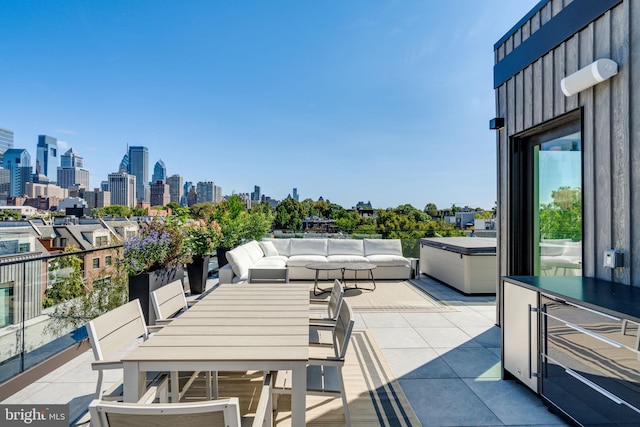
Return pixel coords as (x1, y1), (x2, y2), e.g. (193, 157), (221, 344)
(43, 248), (87, 308)
(93, 205), (132, 218)
(274, 198), (305, 231)
(424, 203), (438, 217)
(0, 209), (22, 220)
(539, 187), (582, 241)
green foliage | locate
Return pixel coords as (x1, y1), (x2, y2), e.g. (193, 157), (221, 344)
(424, 203), (438, 217)
(274, 198), (305, 231)
(539, 187), (582, 241)
(93, 205), (132, 218)
(0, 209), (22, 220)
(47, 261), (129, 332)
(43, 248), (87, 308)
(184, 218), (222, 256)
(208, 195), (274, 248)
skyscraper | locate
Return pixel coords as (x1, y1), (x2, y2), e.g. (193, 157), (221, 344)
(196, 181), (215, 204)
(3, 148), (32, 197)
(166, 174), (183, 204)
(251, 185), (261, 203)
(36, 135), (59, 183)
(150, 180), (170, 206)
(152, 159), (166, 183)
(108, 172), (136, 207)
(60, 148), (83, 168)
(127, 146), (148, 203)
(57, 148), (89, 189)
(0, 128), (14, 165)
(293, 188), (299, 201)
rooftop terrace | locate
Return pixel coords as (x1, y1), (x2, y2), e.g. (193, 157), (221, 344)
(1, 274), (569, 426)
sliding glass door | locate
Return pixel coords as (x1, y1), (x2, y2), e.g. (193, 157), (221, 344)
(511, 111), (582, 276)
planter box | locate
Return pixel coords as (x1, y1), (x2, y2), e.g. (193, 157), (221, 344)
(128, 266), (184, 325)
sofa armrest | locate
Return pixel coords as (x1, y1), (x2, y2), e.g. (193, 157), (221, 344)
(218, 264), (235, 284)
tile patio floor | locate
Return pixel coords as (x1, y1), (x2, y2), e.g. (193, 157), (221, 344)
(2, 275), (570, 426)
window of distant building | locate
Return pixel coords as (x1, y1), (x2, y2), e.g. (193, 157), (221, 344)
(0, 282), (13, 327)
(18, 243), (29, 253)
(105, 255), (112, 267)
(92, 258), (100, 269)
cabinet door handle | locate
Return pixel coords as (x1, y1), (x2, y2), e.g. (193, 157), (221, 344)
(528, 304), (537, 378)
(564, 368), (623, 405)
(565, 322), (623, 348)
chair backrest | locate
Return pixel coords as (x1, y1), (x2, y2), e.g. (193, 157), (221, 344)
(333, 299), (355, 360)
(327, 279), (344, 320)
(150, 280), (188, 321)
(89, 398), (241, 427)
(86, 299), (149, 362)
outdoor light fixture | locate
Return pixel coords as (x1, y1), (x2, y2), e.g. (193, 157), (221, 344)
(560, 58), (618, 97)
(489, 117), (504, 130)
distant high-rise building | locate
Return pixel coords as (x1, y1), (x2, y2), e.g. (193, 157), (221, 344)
(214, 185), (222, 203)
(150, 180), (170, 206)
(60, 148), (83, 168)
(182, 181), (192, 206)
(57, 166), (90, 190)
(119, 153), (129, 173)
(100, 181), (109, 192)
(0, 128), (14, 165)
(292, 188), (299, 201)
(251, 185), (261, 202)
(152, 159), (166, 183)
(108, 172), (136, 207)
(166, 174), (183, 204)
(3, 148), (32, 197)
(82, 188), (110, 209)
(186, 186), (197, 207)
(196, 181), (215, 204)
(0, 168), (10, 204)
(36, 135), (59, 183)
(127, 146), (148, 203)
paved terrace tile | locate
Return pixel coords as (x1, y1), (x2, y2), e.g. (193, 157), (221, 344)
(1, 275), (571, 426)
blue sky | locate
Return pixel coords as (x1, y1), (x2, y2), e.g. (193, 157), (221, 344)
(1, 0), (539, 210)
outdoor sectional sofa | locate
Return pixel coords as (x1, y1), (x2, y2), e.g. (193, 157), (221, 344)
(218, 238), (411, 284)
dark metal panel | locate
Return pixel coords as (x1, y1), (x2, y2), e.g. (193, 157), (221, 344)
(611, 3), (631, 285)
(494, 0), (623, 88)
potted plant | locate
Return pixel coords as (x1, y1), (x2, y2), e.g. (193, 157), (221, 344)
(184, 218), (222, 294)
(123, 217), (190, 324)
(212, 195), (274, 267)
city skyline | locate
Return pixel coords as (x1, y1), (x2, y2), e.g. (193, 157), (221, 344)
(2, 1), (539, 209)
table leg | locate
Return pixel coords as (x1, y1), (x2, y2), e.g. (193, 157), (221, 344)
(123, 362), (145, 402)
(314, 269), (332, 295)
(291, 362), (307, 426)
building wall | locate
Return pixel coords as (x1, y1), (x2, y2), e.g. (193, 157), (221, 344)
(495, 0), (638, 285)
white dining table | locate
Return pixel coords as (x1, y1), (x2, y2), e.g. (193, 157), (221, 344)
(122, 283), (310, 426)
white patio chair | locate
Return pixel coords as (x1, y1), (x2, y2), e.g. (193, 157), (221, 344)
(273, 299), (355, 426)
(309, 279), (344, 345)
(150, 280), (216, 401)
(89, 397), (242, 427)
(86, 299), (165, 401)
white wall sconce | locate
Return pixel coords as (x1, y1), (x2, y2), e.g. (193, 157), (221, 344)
(561, 58), (618, 97)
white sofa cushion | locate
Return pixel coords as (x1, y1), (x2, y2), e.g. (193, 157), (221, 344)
(327, 254), (368, 263)
(289, 239), (328, 256)
(268, 239), (291, 257)
(259, 240), (279, 257)
(366, 254), (410, 267)
(328, 239), (364, 255)
(253, 257), (287, 268)
(244, 240), (265, 263)
(287, 255), (328, 267)
(226, 245), (254, 278)
(364, 239), (403, 256)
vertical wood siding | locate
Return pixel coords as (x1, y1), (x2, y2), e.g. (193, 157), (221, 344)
(495, 1), (636, 286)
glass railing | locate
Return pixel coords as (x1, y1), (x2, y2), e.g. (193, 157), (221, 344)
(0, 246), (124, 384)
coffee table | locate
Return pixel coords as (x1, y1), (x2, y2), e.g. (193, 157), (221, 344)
(306, 262), (377, 295)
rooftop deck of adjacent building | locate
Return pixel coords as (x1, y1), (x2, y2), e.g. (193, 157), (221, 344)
(1, 275), (570, 426)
